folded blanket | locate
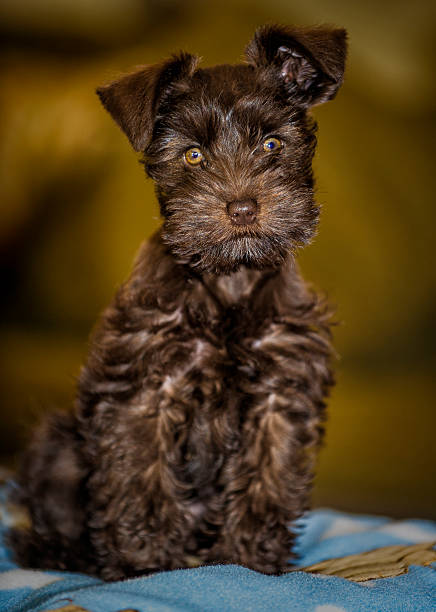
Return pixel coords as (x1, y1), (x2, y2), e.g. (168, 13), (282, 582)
(0, 481), (435, 612)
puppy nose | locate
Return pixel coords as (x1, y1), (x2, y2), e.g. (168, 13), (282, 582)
(227, 199), (258, 226)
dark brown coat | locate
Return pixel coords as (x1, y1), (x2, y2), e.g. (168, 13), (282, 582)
(10, 24), (347, 580)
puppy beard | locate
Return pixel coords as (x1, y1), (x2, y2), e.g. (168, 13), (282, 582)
(164, 230), (290, 275)
(161, 193), (319, 275)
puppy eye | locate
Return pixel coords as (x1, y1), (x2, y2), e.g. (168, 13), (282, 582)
(263, 137), (283, 153)
(184, 147), (204, 166)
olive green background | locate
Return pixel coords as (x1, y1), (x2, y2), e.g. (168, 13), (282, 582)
(1, 0), (435, 518)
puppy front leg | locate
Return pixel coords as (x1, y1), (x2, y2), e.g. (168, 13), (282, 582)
(82, 336), (228, 579)
(84, 381), (198, 578)
(219, 324), (332, 573)
(219, 393), (311, 573)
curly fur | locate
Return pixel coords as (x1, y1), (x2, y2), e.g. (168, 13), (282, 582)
(9, 24), (347, 580)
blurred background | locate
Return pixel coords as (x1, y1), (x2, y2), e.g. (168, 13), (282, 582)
(1, 0), (435, 519)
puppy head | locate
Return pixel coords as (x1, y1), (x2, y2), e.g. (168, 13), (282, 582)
(97, 25), (347, 275)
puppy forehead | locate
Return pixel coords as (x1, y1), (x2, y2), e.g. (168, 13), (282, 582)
(159, 64), (294, 145)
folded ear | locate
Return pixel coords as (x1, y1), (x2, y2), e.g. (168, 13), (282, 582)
(246, 25), (347, 108)
(97, 53), (199, 152)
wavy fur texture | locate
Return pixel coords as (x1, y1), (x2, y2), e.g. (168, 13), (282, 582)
(10, 24), (346, 580)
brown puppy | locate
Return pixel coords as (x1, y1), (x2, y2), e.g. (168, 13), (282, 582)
(10, 25), (347, 580)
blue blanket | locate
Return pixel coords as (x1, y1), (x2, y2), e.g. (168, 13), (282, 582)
(0, 481), (435, 612)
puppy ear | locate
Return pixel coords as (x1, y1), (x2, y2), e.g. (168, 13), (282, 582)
(246, 24), (347, 108)
(97, 53), (199, 152)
